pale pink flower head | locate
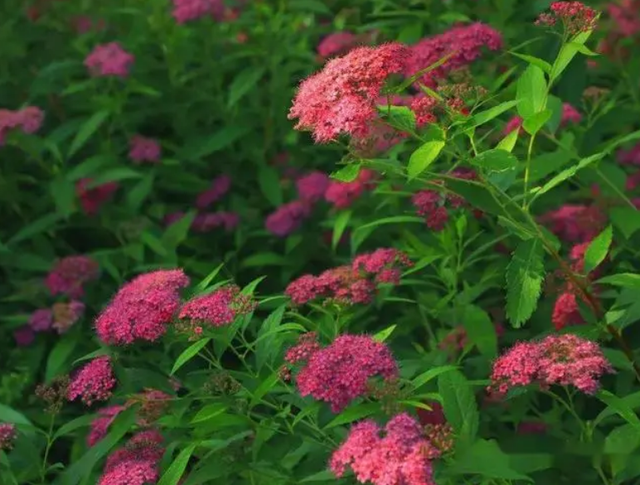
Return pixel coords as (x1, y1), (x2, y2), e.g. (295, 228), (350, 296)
(29, 308), (53, 332)
(296, 171), (330, 202)
(171, 0), (224, 24)
(14, 326), (34, 346)
(52, 300), (86, 334)
(330, 413), (437, 485)
(195, 174), (231, 209)
(87, 405), (125, 447)
(0, 423), (16, 451)
(405, 23), (503, 88)
(265, 200), (312, 237)
(489, 334), (613, 396)
(317, 31), (359, 59)
(179, 285), (256, 327)
(129, 135), (161, 163)
(289, 43), (411, 143)
(45, 255), (99, 298)
(84, 42), (135, 78)
(76, 178), (119, 215)
(95, 269), (190, 345)
(295, 334), (398, 412)
(67, 356), (116, 406)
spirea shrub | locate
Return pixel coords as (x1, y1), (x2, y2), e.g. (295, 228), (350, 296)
(3, 0), (640, 484)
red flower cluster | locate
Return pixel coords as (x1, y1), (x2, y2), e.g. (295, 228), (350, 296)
(67, 356), (116, 406)
(285, 248), (412, 305)
(128, 135), (161, 163)
(330, 413), (440, 485)
(489, 334), (613, 396)
(96, 269), (190, 345)
(294, 334), (398, 412)
(76, 178), (119, 215)
(536, 2), (599, 34)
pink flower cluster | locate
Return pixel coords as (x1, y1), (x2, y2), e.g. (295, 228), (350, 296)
(88, 405), (125, 446)
(265, 200), (313, 237)
(536, 2), (599, 34)
(404, 23), (502, 88)
(489, 334), (613, 396)
(0, 106), (44, 145)
(540, 204), (606, 243)
(171, 0), (225, 24)
(98, 430), (164, 485)
(29, 308), (53, 332)
(330, 413), (437, 485)
(608, 0), (640, 37)
(179, 285), (256, 328)
(68, 356), (117, 406)
(84, 42), (135, 78)
(195, 175), (232, 209)
(289, 43), (410, 143)
(52, 300), (86, 333)
(324, 168), (376, 209)
(285, 248), (412, 305)
(317, 32), (359, 59)
(45, 255), (99, 298)
(618, 143), (640, 166)
(0, 423), (16, 451)
(503, 103), (581, 135)
(96, 269), (190, 345)
(76, 178), (119, 215)
(293, 334), (398, 412)
(129, 135), (161, 163)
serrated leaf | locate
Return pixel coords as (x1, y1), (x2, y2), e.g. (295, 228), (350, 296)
(506, 239), (545, 327)
(516, 65), (547, 119)
(584, 225), (612, 274)
(438, 370), (478, 446)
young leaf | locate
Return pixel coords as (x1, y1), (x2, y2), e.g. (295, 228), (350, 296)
(506, 239), (545, 328)
(468, 100), (519, 129)
(522, 109), (552, 136)
(412, 365), (458, 389)
(227, 67), (266, 108)
(324, 403), (379, 429)
(532, 152), (605, 199)
(332, 210), (351, 250)
(171, 338), (211, 375)
(68, 110), (110, 158)
(584, 225), (612, 274)
(157, 444), (197, 485)
(496, 129), (519, 153)
(373, 324), (396, 342)
(509, 52), (552, 74)
(407, 140), (445, 180)
(470, 149), (518, 173)
(438, 370), (479, 446)
(330, 163), (360, 182)
(516, 65), (547, 119)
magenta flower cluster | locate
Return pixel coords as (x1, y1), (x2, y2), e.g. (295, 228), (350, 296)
(84, 42), (135, 78)
(489, 334), (614, 396)
(45, 255), (99, 298)
(0, 423), (16, 451)
(330, 413), (438, 485)
(68, 356), (117, 406)
(0, 106), (44, 145)
(98, 430), (164, 485)
(96, 269), (190, 345)
(179, 285), (256, 328)
(129, 135), (161, 163)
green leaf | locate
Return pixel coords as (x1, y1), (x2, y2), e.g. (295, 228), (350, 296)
(228, 67), (266, 108)
(438, 370), (478, 446)
(66, 154), (114, 181)
(496, 129), (519, 152)
(354, 216), (424, 233)
(550, 29), (593, 82)
(545, 95), (564, 133)
(180, 125), (249, 161)
(330, 163), (360, 183)
(55, 407), (137, 485)
(584, 225), (612, 274)
(126, 172), (155, 211)
(300, 470), (336, 483)
(471, 149), (518, 173)
(605, 424), (640, 454)
(378, 105), (416, 132)
(241, 253), (288, 268)
(50, 176), (76, 218)
(506, 239), (545, 328)
(162, 211), (196, 250)
(255, 305), (287, 370)
(158, 444), (197, 485)
(88, 168), (142, 187)
(192, 404), (227, 424)
(516, 65), (547, 119)
(462, 305), (497, 358)
(510, 52), (552, 73)
(332, 210), (351, 250)
(373, 324), (396, 342)
(324, 403), (379, 429)
(249, 371), (280, 408)
(468, 100), (520, 129)
(532, 152), (605, 199)
(68, 110), (110, 158)
(258, 166), (283, 207)
(0, 405), (32, 426)
(52, 415), (95, 442)
(45, 335), (77, 381)
(597, 273), (640, 289)
(407, 140), (445, 180)
(610, 207), (640, 239)
(522, 109), (552, 135)
(412, 365), (459, 389)
(7, 213), (62, 246)
(448, 439), (531, 481)
(171, 338), (211, 375)
(597, 390), (640, 431)
(194, 264), (225, 294)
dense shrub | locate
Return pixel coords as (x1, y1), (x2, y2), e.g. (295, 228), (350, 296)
(2, 0), (640, 484)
